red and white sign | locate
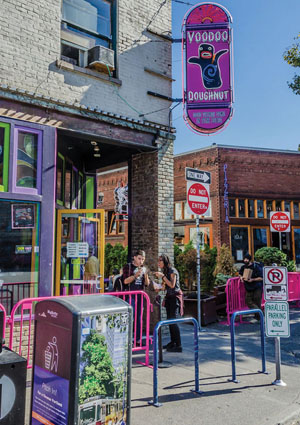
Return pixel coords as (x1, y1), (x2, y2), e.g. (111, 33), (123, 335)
(270, 211), (290, 232)
(187, 182), (210, 215)
(263, 266), (288, 301)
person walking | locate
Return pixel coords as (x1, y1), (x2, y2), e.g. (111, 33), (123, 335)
(239, 253), (263, 319)
(155, 254), (183, 353)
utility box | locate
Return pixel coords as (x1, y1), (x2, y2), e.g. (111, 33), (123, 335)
(30, 295), (132, 425)
(0, 310), (27, 424)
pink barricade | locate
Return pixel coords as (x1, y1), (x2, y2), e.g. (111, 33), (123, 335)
(225, 272), (300, 325)
(0, 303), (6, 340)
(7, 290), (152, 368)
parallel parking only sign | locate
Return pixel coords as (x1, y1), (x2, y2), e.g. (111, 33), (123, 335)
(265, 301), (290, 337)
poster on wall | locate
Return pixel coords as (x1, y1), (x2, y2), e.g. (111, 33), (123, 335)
(114, 182), (128, 221)
(78, 312), (129, 425)
(182, 3), (234, 134)
(11, 203), (35, 229)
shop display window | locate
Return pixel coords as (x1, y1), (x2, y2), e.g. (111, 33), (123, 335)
(189, 226), (210, 249)
(0, 200), (40, 310)
(13, 127), (42, 195)
(0, 123), (10, 192)
(253, 227), (268, 252)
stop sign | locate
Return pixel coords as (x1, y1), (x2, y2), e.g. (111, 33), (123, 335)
(187, 183), (209, 215)
(270, 211), (290, 232)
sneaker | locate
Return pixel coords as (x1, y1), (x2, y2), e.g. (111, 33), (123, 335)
(163, 342), (175, 349)
(166, 345), (182, 353)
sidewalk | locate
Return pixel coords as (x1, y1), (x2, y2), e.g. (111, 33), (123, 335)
(25, 308), (300, 425)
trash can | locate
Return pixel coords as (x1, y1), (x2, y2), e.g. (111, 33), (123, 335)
(30, 295), (132, 425)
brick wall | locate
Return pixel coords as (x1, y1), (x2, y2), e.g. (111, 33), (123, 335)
(0, 0), (172, 126)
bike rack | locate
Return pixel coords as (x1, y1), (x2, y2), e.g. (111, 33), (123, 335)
(229, 309), (268, 383)
(148, 317), (203, 407)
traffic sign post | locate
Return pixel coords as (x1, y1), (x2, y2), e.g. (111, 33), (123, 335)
(185, 169), (211, 331)
(263, 266), (289, 386)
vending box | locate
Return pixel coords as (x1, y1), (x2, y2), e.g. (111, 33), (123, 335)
(30, 295), (132, 425)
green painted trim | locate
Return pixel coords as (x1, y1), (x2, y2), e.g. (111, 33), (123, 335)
(86, 176), (95, 209)
(0, 122), (10, 192)
(57, 152), (65, 205)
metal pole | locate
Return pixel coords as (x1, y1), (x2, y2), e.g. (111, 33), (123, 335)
(196, 216), (201, 331)
(279, 232), (282, 251)
(272, 337), (287, 386)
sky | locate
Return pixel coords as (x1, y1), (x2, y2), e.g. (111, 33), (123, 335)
(171, 0), (300, 155)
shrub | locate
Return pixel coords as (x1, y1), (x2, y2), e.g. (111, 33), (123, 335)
(214, 244), (237, 279)
(255, 247), (296, 271)
(105, 243), (128, 277)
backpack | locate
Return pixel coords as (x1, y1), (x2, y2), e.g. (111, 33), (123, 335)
(113, 274), (124, 292)
(254, 261), (264, 277)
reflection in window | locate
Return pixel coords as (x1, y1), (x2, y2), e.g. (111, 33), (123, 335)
(231, 227), (249, 261)
(175, 202), (183, 220)
(189, 227), (210, 249)
(229, 199), (236, 217)
(238, 199), (245, 217)
(267, 201), (273, 218)
(248, 199), (255, 217)
(17, 132), (38, 189)
(184, 202), (193, 219)
(257, 200), (264, 218)
(294, 202), (299, 219)
(284, 201), (290, 212)
(276, 201), (282, 211)
(253, 228), (267, 253)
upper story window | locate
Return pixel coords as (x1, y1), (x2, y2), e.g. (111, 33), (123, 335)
(0, 123), (10, 192)
(61, 0), (115, 72)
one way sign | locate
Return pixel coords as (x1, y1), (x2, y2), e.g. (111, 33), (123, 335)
(185, 167), (211, 184)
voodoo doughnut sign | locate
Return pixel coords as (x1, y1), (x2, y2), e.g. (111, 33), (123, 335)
(182, 3), (234, 134)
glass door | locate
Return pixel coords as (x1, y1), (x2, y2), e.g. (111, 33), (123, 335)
(252, 226), (270, 255)
(55, 209), (105, 295)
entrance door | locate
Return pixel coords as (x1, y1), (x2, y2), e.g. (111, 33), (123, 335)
(271, 231), (292, 259)
(252, 227), (270, 254)
(55, 209), (105, 295)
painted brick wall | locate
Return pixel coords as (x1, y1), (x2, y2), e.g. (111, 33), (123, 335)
(0, 0), (172, 126)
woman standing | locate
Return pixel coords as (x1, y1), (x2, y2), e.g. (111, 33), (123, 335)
(155, 254), (183, 352)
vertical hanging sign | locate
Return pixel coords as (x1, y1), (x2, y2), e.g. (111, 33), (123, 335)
(182, 3), (234, 134)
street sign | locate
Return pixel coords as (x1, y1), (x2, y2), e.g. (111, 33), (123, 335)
(270, 211), (290, 232)
(265, 301), (290, 337)
(185, 167), (211, 184)
(264, 266), (288, 301)
(187, 182), (210, 215)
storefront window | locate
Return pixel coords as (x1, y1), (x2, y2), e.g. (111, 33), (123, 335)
(0, 200), (39, 311)
(56, 154), (64, 204)
(253, 228), (268, 253)
(0, 123), (10, 192)
(284, 201), (290, 212)
(14, 127), (42, 194)
(293, 229), (300, 267)
(238, 199), (245, 217)
(65, 160), (72, 208)
(72, 166), (78, 209)
(257, 200), (264, 218)
(231, 227), (249, 262)
(248, 199), (255, 217)
(78, 172), (84, 209)
(189, 227), (210, 249)
(293, 202), (299, 219)
(229, 199), (236, 217)
(267, 200), (273, 218)
(275, 200), (282, 211)
(175, 202), (183, 220)
(184, 202), (193, 219)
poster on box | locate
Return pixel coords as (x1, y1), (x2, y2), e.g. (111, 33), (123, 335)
(78, 312), (129, 425)
(11, 203), (35, 229)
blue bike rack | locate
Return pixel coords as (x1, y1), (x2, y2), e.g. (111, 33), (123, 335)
(229, 309), (268, 383)
(148, 317), (203, 407)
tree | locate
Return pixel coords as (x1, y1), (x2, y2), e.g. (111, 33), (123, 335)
(213, 244), (237, 281)
(283, 33), (300, 95)
(79, 330), (115, 404)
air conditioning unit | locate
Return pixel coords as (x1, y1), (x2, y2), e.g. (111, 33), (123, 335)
(87, 45), (115, 72)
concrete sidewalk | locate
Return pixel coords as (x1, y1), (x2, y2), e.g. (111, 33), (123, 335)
(25, 308), (300, 425)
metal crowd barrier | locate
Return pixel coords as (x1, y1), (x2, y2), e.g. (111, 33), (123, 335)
(225, 273), (300, 325)
(6, 290), (152, 368)
(229, 309), (268, 383)
(149, 317), (203, 407)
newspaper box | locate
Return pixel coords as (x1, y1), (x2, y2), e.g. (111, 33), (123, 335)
(30, 295), (132, 425)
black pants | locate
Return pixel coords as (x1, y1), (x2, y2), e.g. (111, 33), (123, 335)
(165, 296), (181, 346)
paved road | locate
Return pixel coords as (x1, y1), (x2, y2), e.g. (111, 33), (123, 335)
(25, 308), (300, 425)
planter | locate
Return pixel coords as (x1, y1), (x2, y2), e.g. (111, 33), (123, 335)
(213, 285), (227, 315)
(183, 294), (217, 326)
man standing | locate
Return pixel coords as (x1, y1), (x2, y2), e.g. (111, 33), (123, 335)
(123, 250), (149, 344)
(239, 253), (263, 319)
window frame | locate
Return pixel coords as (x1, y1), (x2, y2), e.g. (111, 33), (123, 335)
(56, 153), (65, 206)
(0, 122), (10, 192)
(229, 225), (251, 260)
(12, 126), (43, 195)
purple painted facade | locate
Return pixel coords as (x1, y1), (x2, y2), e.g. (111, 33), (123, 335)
(183, 3), (233, 134)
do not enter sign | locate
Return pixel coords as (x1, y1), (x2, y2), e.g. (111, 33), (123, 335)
(270, 211), (290, 232)
(187, 182), (210, 215)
